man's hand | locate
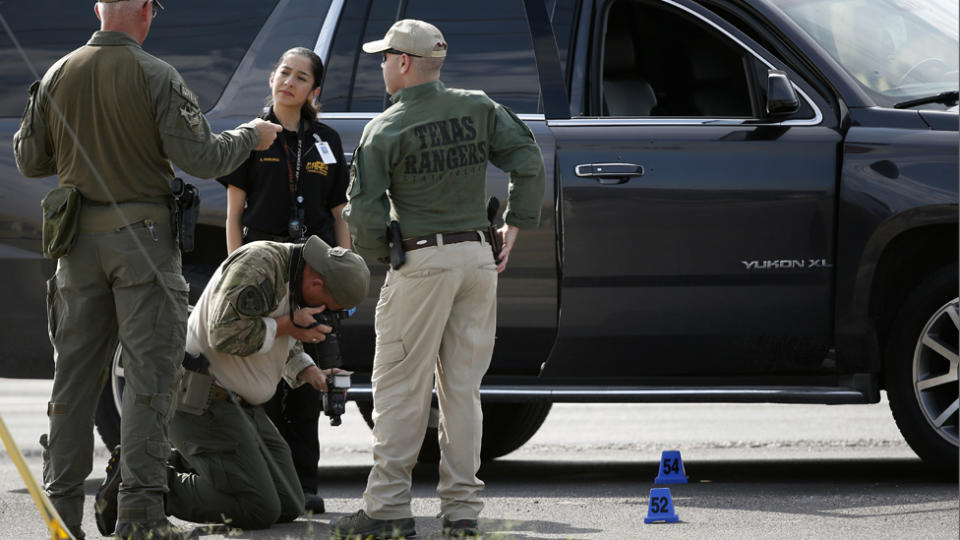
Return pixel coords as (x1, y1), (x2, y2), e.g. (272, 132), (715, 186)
(297, 366), (341, 392)
(250, 118), (282, 151)
(276, 306), (333, 344)
(496, 224), (519, 273)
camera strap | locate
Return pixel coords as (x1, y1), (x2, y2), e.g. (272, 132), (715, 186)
(288, 245), (319, 329)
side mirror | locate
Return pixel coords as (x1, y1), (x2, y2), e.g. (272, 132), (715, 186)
(766, 69), (800, 116)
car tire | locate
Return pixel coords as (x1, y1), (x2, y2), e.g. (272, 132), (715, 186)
(884, 264), (959, 474)
(93, 263), (212, 450)
(356, 399), (552, 463)
(94, 361), (122, 451)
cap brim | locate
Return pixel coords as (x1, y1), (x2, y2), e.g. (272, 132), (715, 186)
(362, 39), (390, 54)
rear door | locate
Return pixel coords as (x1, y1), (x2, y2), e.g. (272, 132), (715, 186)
(542, 0), (842, 378)
(317, 0), (579, 375)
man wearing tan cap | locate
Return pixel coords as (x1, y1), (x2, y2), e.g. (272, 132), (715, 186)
(14, 1), (281, 538)
(334, 18), (545, 539)
(95, 236), (370, 533)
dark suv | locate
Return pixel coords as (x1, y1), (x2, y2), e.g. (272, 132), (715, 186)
(1, 0), (957, 471)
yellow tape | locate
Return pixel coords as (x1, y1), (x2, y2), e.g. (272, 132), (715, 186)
(0, 414), (74, 540)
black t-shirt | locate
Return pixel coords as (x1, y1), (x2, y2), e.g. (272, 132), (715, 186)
(217, 109), (349, 246)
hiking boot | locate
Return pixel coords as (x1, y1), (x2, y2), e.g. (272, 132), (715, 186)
(304, 491), (326, 514)
(94, 445), (122, 535)
(442, 517), (479, 537)
(329, 509), (416, 539)
(115, 518), (197, 540)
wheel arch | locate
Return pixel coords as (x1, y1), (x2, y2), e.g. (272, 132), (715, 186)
(868, 221), (958, 387)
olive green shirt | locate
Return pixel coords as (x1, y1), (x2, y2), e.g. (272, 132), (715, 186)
(186, 241), (314, 405)
(13, 31), (259, 201)
(343, 80), (545, 262)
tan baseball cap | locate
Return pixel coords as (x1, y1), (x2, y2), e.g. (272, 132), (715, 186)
(302, 236), (370, 310)
(362, 19), (448, 58)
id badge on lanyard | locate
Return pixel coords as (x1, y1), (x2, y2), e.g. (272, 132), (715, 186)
(313, 133), (337, 164)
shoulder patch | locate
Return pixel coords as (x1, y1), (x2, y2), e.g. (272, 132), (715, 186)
(329, 247), (348, 258)
(235, 285), (267, 316)
(179, 106), (204, 133)
(171, 80), (204, 134)
(170, 80), (199, 108)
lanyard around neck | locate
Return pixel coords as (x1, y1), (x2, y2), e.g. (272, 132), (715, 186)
(279, 123), (305, 220)
(280, 128), (303, 196)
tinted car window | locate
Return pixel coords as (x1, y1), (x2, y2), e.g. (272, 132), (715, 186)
(323, 0), (400, 113)
(0, 0), (278, 116)
(403, 0), (540, 112)
(600, 0), (753, 117)
(772, 0), (959, 107)
(323, 0), (542, 113)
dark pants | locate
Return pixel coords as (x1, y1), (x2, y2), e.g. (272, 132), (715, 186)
(167, 400), (304, 528)
(263, 381), (321, 493)
(44, 214), (186, 527)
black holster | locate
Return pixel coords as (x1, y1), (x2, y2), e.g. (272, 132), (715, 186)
(171, 177), (200, 252)
(486, 197), (503, 263)
(387, 220), (405, 270)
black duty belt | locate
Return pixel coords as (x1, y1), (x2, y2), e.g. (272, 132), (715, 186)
(402, 230), (490, 252)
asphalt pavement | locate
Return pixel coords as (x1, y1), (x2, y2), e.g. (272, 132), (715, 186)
(1, 378), (957, 539)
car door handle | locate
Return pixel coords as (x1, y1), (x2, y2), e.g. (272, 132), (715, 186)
(574, 163), (644, 185)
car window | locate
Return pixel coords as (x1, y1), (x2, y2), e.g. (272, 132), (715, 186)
(599, 0), (754, 117)
(770, 0), (958, 106)
(322, 0), (399, 113)
(324, 0), (568, 114)
(0, 0), (278, 117)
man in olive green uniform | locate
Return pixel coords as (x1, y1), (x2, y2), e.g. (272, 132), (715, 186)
(332, 19), (545, 539)
(12, 1), (281, 538)
(163, 236), (369, 529)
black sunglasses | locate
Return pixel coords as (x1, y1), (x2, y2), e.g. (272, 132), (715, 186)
(381, 48), (421, 62)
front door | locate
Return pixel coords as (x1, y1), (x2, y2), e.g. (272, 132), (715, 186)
(543, 0), (841, 378)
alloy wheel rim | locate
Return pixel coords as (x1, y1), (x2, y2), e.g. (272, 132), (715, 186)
(912, 298), (960, 447)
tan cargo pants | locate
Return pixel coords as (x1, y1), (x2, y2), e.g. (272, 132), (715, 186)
(362, 238), (497, 521)
(43, 205), (187, 528)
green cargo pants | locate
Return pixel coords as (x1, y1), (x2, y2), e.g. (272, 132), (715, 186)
(166, 398), (305, 529)
(43, 206), (188, 529)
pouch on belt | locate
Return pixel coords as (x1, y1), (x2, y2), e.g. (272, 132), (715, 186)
(40, 184), (82, 258)
(177, 354), (214, 415)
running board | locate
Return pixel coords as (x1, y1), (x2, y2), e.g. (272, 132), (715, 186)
(347, 384), (875, 405)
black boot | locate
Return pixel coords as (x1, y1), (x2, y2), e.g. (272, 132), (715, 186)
(94, 445), (122, 535)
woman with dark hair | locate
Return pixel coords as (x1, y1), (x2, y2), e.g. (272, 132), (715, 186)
(216, 46), (350, 515)
(221, 46), (350, 251)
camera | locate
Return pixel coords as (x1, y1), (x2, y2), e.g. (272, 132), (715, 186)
(309, 309), (355, 369)
(322, 370), (351, 426)
(309, 309), (356, 426)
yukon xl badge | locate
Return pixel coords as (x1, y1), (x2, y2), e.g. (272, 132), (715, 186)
(741, 259), (833, 270)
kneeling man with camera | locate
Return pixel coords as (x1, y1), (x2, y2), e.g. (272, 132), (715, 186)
(97, 236), (369, 533)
